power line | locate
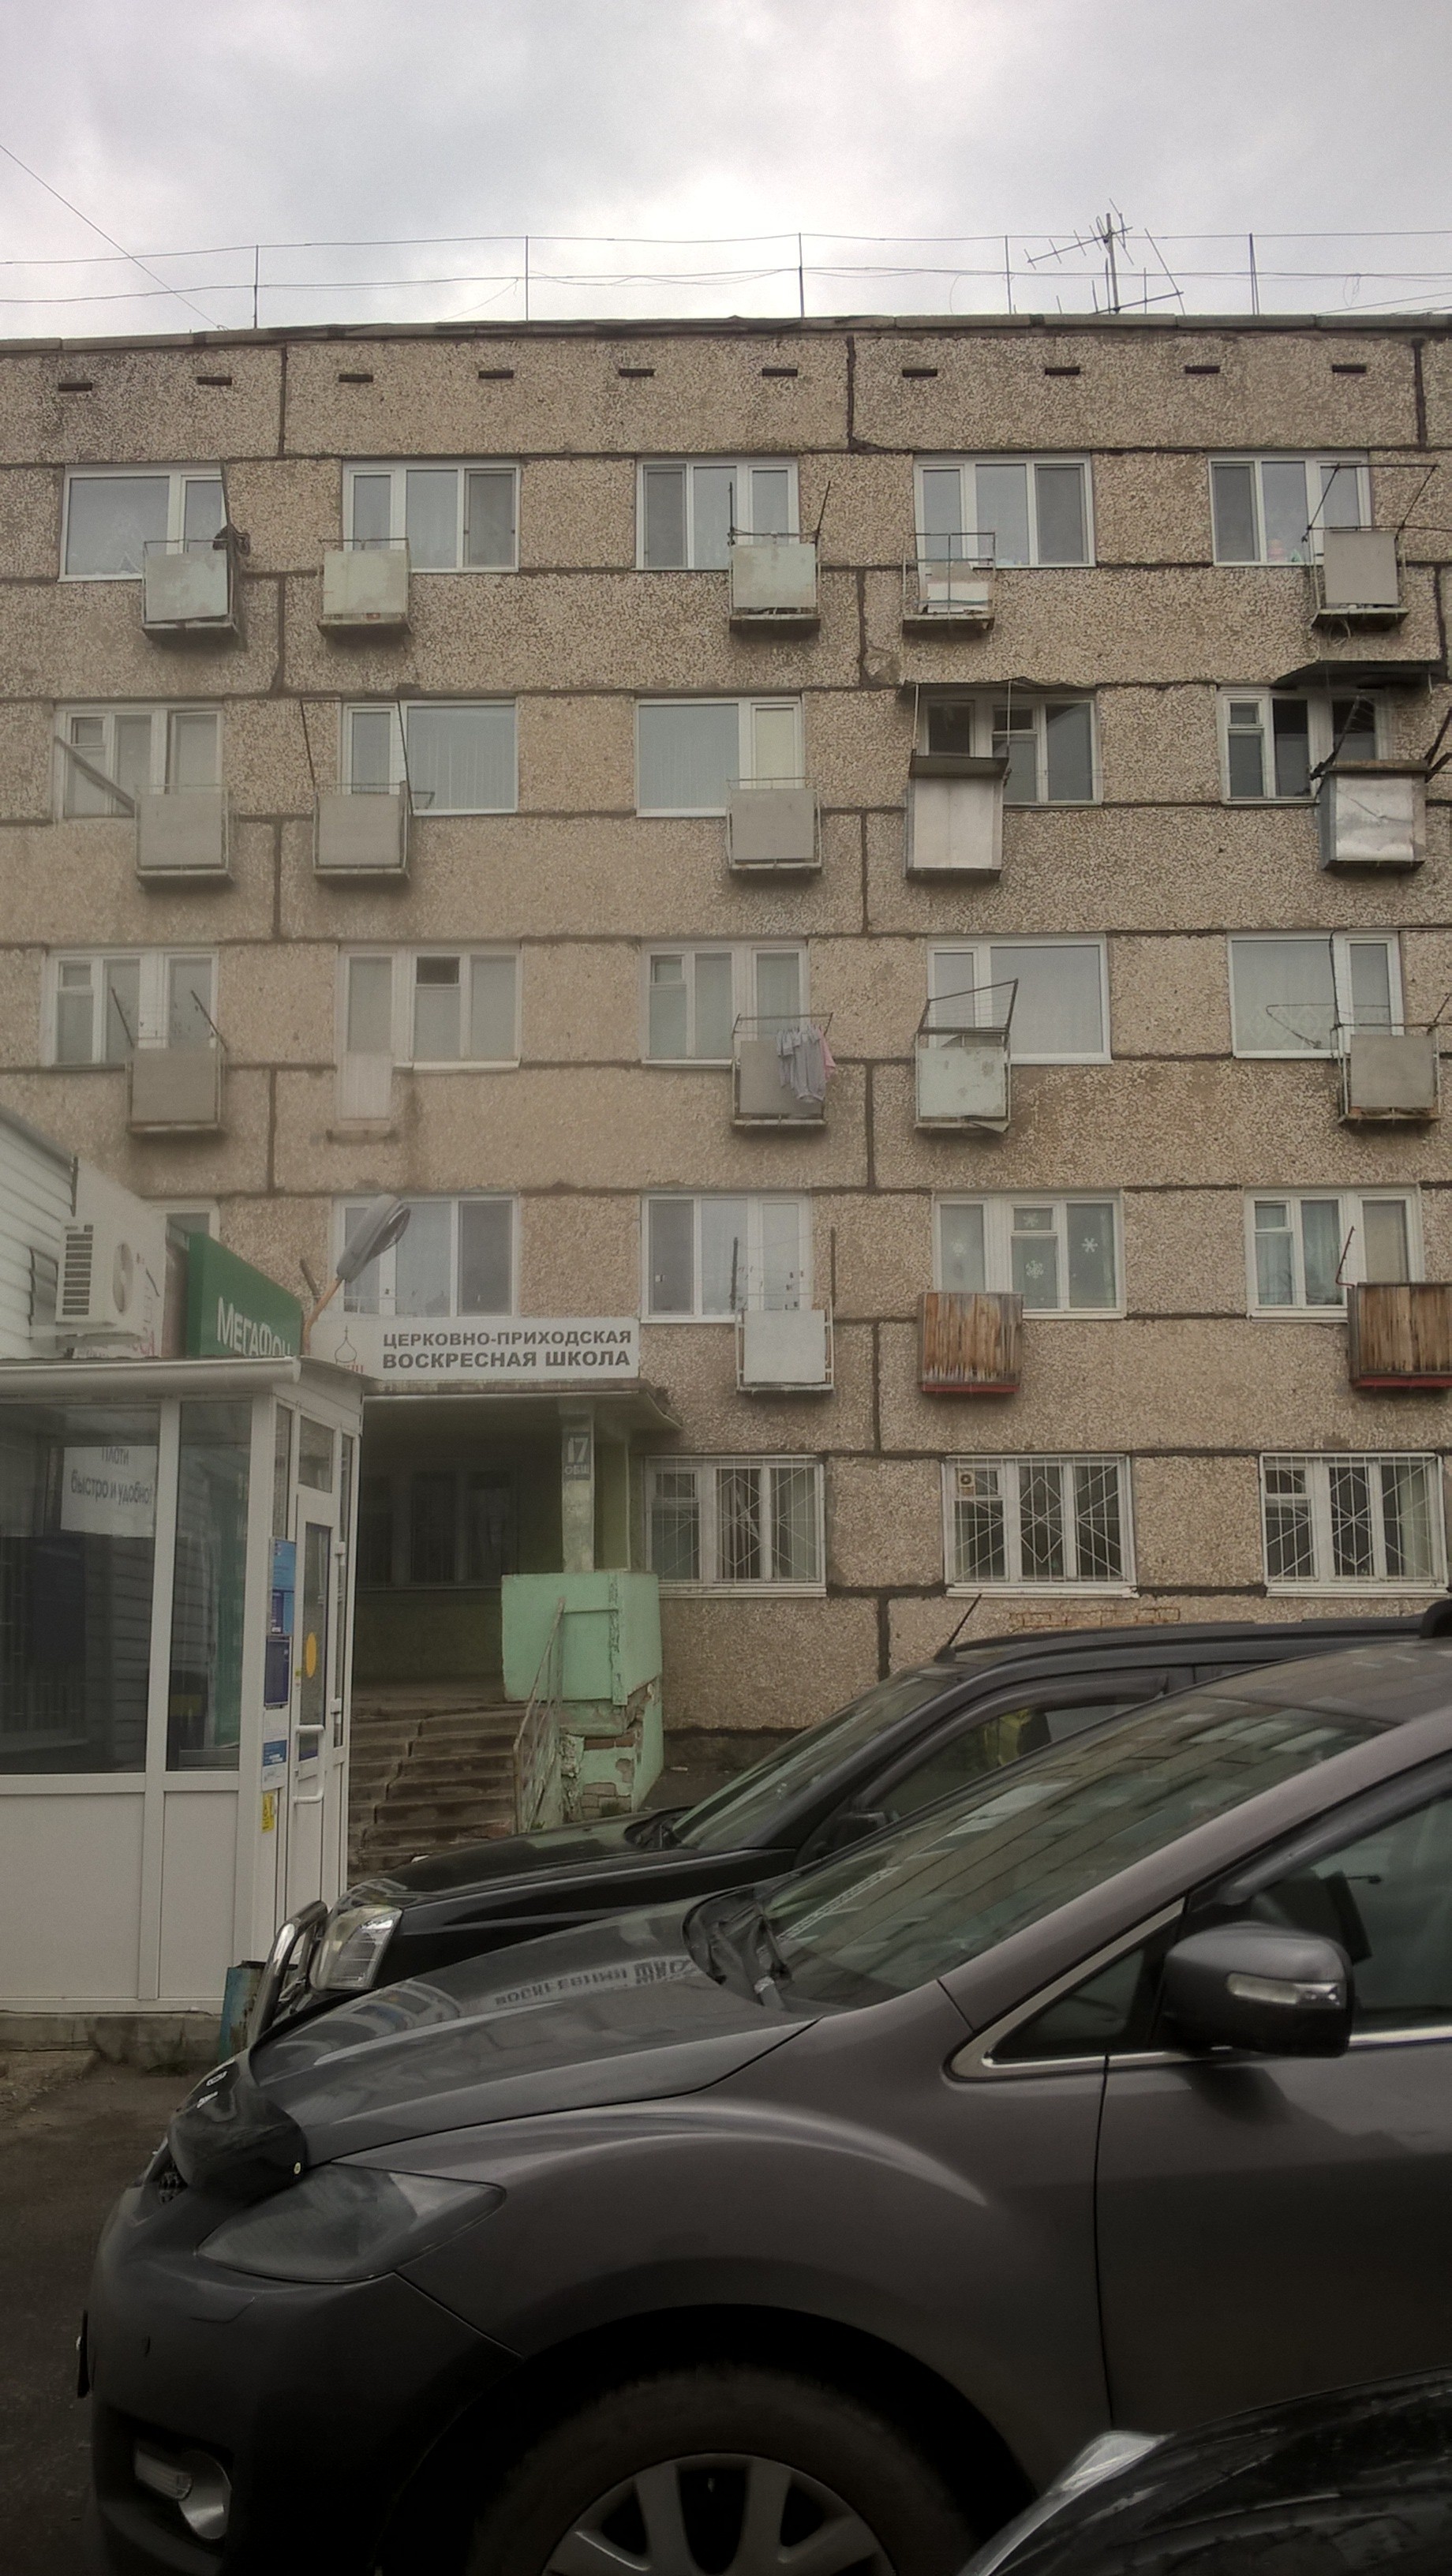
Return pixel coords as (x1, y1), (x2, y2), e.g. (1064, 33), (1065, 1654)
(0, 136), (219, 329)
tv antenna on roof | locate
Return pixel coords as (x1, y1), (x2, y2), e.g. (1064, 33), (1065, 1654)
(1027, 207), (1181, 316)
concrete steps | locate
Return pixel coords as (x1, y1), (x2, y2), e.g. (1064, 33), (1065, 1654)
(348, 1689), (526, 1878)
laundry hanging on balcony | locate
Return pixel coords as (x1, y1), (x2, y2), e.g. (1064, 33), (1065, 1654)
(776, 1023), (834, 1106)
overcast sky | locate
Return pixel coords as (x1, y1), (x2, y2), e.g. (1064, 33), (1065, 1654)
(2, 0), (1450, 335)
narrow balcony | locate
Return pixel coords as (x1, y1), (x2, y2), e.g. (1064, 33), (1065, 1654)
(1348, 1282), (1452, 1390)
(728, 534), (819, 631)
(902, 536), (996, 633)
(1318, 762), (1426, 871)
(725, 780), (821, 871)
(1338, 1027), (1441, 1125)
(320, 541), (411, 632)
(919, 1290), (1023, 1395)
(915, 990), (1016, 1133)
(134, 788), (230, 882)
(905, 753), (1008, 877)
(314, 785), (410, 877)
(128, 1038), (225, 1135)
(141, 537), (237, 638)
(1312, 530), (1404, 627)
(732, 1015), (833, 1125)
(736, 1305), (833, 1392)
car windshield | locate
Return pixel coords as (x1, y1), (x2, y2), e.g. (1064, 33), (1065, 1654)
(672, 1664), (979, 1852)
(762, 1687), (1380, 2008)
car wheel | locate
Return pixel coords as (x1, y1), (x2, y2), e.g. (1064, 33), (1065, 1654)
(466, 2361), (979, 2576)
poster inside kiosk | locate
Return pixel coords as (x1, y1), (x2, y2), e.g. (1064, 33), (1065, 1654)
(60, 1443), (159, 1537)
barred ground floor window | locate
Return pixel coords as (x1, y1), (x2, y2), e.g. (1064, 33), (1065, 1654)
(645, 1457), (823, 1593)
(1261, 1455), (1446, 1590)
(945, 1456), (1132, 1592)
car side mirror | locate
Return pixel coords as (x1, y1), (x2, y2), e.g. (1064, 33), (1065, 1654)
(1162, 1923), (1353, 2058)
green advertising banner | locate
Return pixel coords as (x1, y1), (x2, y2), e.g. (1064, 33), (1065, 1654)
(185, 1235), (303, 1361)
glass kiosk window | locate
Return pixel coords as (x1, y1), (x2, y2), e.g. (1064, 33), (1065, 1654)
(0, 1402), (159, 1773)
(167, 1402), (249, 1771)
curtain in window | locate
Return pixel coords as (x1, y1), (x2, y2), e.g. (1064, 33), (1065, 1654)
(406, 706), (515, 813)
(457, 1200), (512, 1313)
(65, 476), (169, 576)
(404, 469), (458, 570)
(638, 702), (739, 811)
(1231, 938), (1335, 1053)
(990, 943), (1104, 1058)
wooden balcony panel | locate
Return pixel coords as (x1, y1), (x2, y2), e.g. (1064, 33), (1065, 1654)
(920, 1290), (1023, 1395)
(1347, 1282), (1452, 1390)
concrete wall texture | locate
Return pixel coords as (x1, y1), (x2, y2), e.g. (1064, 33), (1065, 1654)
(2, 312), (1450, 1735)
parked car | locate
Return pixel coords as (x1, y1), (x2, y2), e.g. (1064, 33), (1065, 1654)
(963, 2369), (1452, 2573)
(90, 1636), (1452, 2576)
(273, 1612), (1427, 2029)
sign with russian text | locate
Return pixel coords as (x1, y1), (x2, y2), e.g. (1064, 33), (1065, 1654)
(186, 1236), (302, 1361)
(311, 1314), (640, 1385)
(60, 1443), (159, 1538)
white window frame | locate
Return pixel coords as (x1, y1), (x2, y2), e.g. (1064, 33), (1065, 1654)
(338, 949), (521, 1071)
(1227, 933), (1402, 1061)
(636, 459), (800, 568)
(919, 693), (1098, 804)
(1244, 1189), (1421, 1318)
(927, 940), (1111, 1065)
(944, 1455), (1136, 1595)
(1260, 1453), (1446, 1593)
(644, 1455), (825, 1595)
(47, 951), (217, 1065)
(642, 1194), (812, 1321)
(340, 702), (518, 815)
(934, 1195), (1123, 1316)
(61, 467), (225, 580)
(341, 461), (519, 571)
(1218, 688), (1386, 803)
(55, 705), (222, 817)
(914, 456), (1095, 567)
(642, 945), (807, 1064)
(1210, 455), (1371, 566)
(635, 698), (805, 816)
(336, 1194), (518, 1320)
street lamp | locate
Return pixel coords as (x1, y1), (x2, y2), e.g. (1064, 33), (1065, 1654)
(302, 1195), (410, 1351)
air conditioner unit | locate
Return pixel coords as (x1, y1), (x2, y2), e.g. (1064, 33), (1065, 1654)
(58, 1170), (167, 1342)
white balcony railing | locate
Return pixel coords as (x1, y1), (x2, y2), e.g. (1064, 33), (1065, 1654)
(902, 533), (996, 630)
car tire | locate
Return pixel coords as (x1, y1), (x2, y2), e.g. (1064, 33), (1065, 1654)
(465, 2360), (980, 2576)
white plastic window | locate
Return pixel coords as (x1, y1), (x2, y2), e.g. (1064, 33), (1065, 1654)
(340, 1196), (515, 1318)
(1261, 1455), (1445, 1589)
(645, 948), (804, 1061)
(340, 951), (519, 1068)
(915, 458), (1093, 567)
(51, 953), (215, 1065)
(922, 696), (1096, 803)
(639, 461), (798, 569)
(946, 1456), (1133, 1590)
(342, 702), (517, 814)
(1228, 934), (1400, 1057)
(1211, 457), (1369, 564)
(1248, 1192), (1416, 1313)
(1221, 691), (1382, 801)
(937, 1197), (1121, 1313)
(928, 942), (1110, 1064)
(342, 462), (518, 570)
(643, 1196), (810, 1318)
(58, 707), (221, 818)
(62, 470), (224, 578)
(646, 1457), (823, 1590)
(637, 699), (803, 814)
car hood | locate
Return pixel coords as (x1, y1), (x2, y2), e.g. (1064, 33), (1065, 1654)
(376, 1812), (682, 1900)
(231, 1902), (814, 2163)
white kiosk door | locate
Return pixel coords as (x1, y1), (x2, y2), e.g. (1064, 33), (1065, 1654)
(284, 1413), (354, 1916)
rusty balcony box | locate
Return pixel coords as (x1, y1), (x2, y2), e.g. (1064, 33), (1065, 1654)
(919, 1290), (1024, 1395)
(728, 534), (819, 631)
(320, 543), (411, 631)
(128, 1040), (224, 1135)
(1312, 529), (1404, 626)
(1347, 1283), (1452, 1390)
(1340, 1031), (1440, 1124)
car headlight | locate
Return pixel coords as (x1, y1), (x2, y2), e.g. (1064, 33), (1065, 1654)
(309, 1896), (402, 1994)
(198, 2162), (501, 2282)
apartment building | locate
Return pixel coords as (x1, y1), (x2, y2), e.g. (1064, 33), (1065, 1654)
(2, 311), (1450, 1748)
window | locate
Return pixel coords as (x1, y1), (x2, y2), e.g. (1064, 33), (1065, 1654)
(342, 462), (518, 570)
(928, 942), (1110, 1063)
(922, 695), (1095, 803)
(1247, 1190), (1416, 1313)
(644, 1196), (810, 1317)
(872, 1693), (1151, 1831)
(637, 698), (803, 814)
(946, 1456), (1133, 1590)
(639, 459), (797, 569)
(51, 953), (215, 1065)
(1260, 1454), (1445, 1589)
(342, 702), (516, 814)
(646, 1457), (823, 1591)
(167, 1402), (249, 1772)
(1211, 456), (1368, 564)
(1221, 690), (1382, 800)
(936, 1196), (1121, 1312)
(1227, 934), (1399, 1057)
(915, 457), (1092, 567)
(339, 1196), (515, 1318)
(62, 468), (224, 578)
(340, 951), (519, 1067)
(58, 706), (221, 818)
(645, 947), (805, 1061)
(359, 1470), (515, 1589)
(0, 1400), (160, 1773)
(1242, 1788), (1452, 2033)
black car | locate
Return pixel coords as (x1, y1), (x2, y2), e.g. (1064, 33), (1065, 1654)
(281, 1613), (1424, 2026)
(964, 2370), (1452, 2573)
(91, 1638), (1452, 2576)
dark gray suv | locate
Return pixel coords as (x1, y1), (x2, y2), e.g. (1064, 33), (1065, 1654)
(88, 1641), (1452, 2576)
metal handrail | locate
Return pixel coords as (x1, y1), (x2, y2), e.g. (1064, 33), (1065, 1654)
(917, 977), (1019, 1040)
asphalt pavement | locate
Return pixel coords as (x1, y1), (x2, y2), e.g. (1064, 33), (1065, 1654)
(0, 2058), (194, 2576)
